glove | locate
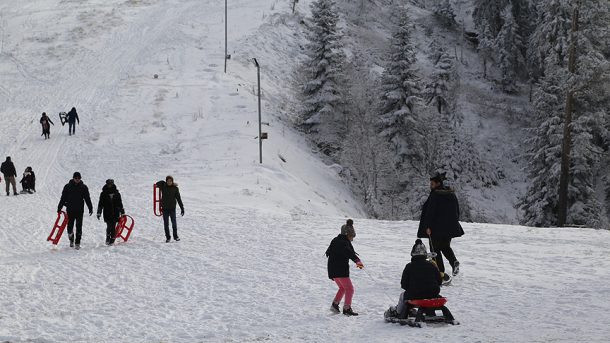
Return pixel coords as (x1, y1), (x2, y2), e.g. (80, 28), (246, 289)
(181, 209), (185, 217)
(57, 207), (62, 214)
(89, 210), (93, 216)
(96, 214), (101, 220)
(356, 260), (364, 269)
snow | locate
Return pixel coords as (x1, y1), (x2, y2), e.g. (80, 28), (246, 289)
(1, 0), (610, 342)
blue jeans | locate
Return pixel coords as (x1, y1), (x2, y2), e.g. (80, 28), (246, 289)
(162, 208), (178, 240)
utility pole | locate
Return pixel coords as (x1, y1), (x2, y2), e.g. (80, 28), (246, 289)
(558, 2), (580, 227)
(225, 0), (228, 74)
(253, 58), (262, 164)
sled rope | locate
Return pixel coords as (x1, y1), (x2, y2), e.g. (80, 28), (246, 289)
(361, 268), (395, 304)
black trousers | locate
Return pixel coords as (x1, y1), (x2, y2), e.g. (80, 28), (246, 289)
(68, 121), (76, 135)
(430, 237), (457, 273)
(106, 220), (117, 244)
(162, 208), (178, 240)
(67, 212), (84, 244)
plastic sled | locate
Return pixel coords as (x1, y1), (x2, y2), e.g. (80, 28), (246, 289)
(153, 184), (162, 217)
(47, 211), (69, 245)
(115, 215), (135, 242)
(384, 297), (459, 327)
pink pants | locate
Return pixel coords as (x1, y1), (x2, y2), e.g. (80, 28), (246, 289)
(333, 277), (354, 308)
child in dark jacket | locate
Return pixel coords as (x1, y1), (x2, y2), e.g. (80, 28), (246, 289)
(395, 239), (442, 318)
(326, 219), (364, 316)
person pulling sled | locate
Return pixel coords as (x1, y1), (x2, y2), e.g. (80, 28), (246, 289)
(155, 176), (184, 242)
(326, 219), (364, 316)
(384, 239), (458, 327)
(96, 179), (125, 246)
(57, 172), (93, 250)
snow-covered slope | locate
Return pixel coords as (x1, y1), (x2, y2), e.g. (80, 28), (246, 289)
(1, 1), (610, 342)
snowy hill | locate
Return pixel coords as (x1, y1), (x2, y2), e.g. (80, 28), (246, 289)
(1, 0), (610, 342)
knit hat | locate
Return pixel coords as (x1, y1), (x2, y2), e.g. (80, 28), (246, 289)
(430, 172), (447, 183)
(340, 219), (356, 237)
(411, 239), (427, 257)
(73, 172), (81, 179)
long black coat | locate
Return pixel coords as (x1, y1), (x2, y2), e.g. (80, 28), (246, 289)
(326, 234), (359, 279)
(97, 185), (125, 223)
(0, 161), (16, 178)
(20, 171), (36, 191)
(417, 187), (464, 239)
(401, 256), (441, 300)
(57, 180), (93, 216)
(67, 108), (79, 123)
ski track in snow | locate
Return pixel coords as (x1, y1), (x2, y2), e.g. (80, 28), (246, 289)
(1, 0), (610, 342)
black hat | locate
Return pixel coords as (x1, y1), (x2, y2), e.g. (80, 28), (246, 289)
(411, 239), (428, 257)
(430, 172), (447, 183)
(73, 172), (82, 179)
(106, 179), (114, 185)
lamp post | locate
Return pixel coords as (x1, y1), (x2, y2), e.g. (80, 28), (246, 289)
(224, 0), (228, 73)
(253, 58), (262, 164)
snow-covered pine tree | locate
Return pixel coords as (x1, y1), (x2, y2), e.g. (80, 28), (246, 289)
(300, 0), (346, 156)
(518, 71), (565, 227)
(378, 5), (423, 169)
(478, 20), (495, 79)
(472, 0), (509, 37)
(433, 0), (456, 27)
(495, 5), (524, 93)
(424, 46), (455, 114)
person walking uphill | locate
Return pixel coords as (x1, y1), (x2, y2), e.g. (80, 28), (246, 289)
(96, 179), (125, 246)
(417, 172), (464, 279)
(326, 219), (364, 316)
(57, 172), (93, 250)
(67, 107), (79, 136)
(156, 176), (184, 243)
(40, 112), (55, 139)
(0, 156), (18, 196)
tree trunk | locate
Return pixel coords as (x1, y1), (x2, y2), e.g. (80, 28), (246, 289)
(557, 2), (580, 227)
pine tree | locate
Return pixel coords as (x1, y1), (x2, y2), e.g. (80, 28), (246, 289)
(378, 5), (422, 167)
(424, 47), (454, 114)
(495, 5), (524, 93)
(472, 0), (509, 37)
(433, 0), (456, 27)
(300, 0), (346, 155)
(478, 20), (495, 79)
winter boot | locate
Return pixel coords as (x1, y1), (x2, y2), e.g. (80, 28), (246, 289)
(69, 233), (75, 247)
(330, 302), (340, 314)
(75, 244), (80, 250)
(343, 307), (358, 316)
(166, 238), (171, 243)
(452, 261), (460, 276)
(174, 237), (180, 242)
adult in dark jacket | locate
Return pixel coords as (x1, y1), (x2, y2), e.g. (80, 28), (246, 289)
(19, 167), (36, 193)
(417, 172), (464, 277)
(156, 175), (184, 242)
(325, 219), (364, 316)
(396, 239), (442, 318)
(67, 107), (79, 136)
(96, 179), (125, 246)
(40, 112), (55, 139)
(0, 156), (18, 196)
(57, 172), (93, 249)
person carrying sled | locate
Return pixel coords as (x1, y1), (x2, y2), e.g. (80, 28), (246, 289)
(418, 172), (464, 280)
(57, 172), (93, 250)
(67, 107), (79, 136)
(0, 156), (18, 196)
(96, 179), (125, 246)
(19, 167), (36, 193)
(326, 219), (364, 316)
(40, 112), (55, 139)
(155, 176), (184, 242)
(393, 239), (442, 319)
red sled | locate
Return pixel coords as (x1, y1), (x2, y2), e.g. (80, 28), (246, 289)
(405, 297), (459, 327)
(153, 184), (162, 217)
(47, 211), (69, 245)
(115, 215), (135, 242)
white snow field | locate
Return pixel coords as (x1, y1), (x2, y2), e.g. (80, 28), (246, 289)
(1, 0), (610, 342)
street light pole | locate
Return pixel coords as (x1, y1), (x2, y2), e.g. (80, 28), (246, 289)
(253, 58), (262, 164)
(225, 0), (228, 74)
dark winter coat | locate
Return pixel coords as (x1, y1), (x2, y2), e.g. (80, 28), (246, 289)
(401, 256), (441, 300)
(155, 181), (184, 211)
(57, 180), (93, 216)
(417, 187), (464, 239)
(326, 234), (359, 279)
(97, 185), (125, 223)
(67, 108), (79, 124)
(20, 171), (36, 191)
(40, 116), (54, 134)
(0, 161), (17, 178)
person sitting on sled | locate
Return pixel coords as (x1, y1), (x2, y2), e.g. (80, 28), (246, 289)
(394, 239), (442, 319)
(19, 167), (36, 193)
